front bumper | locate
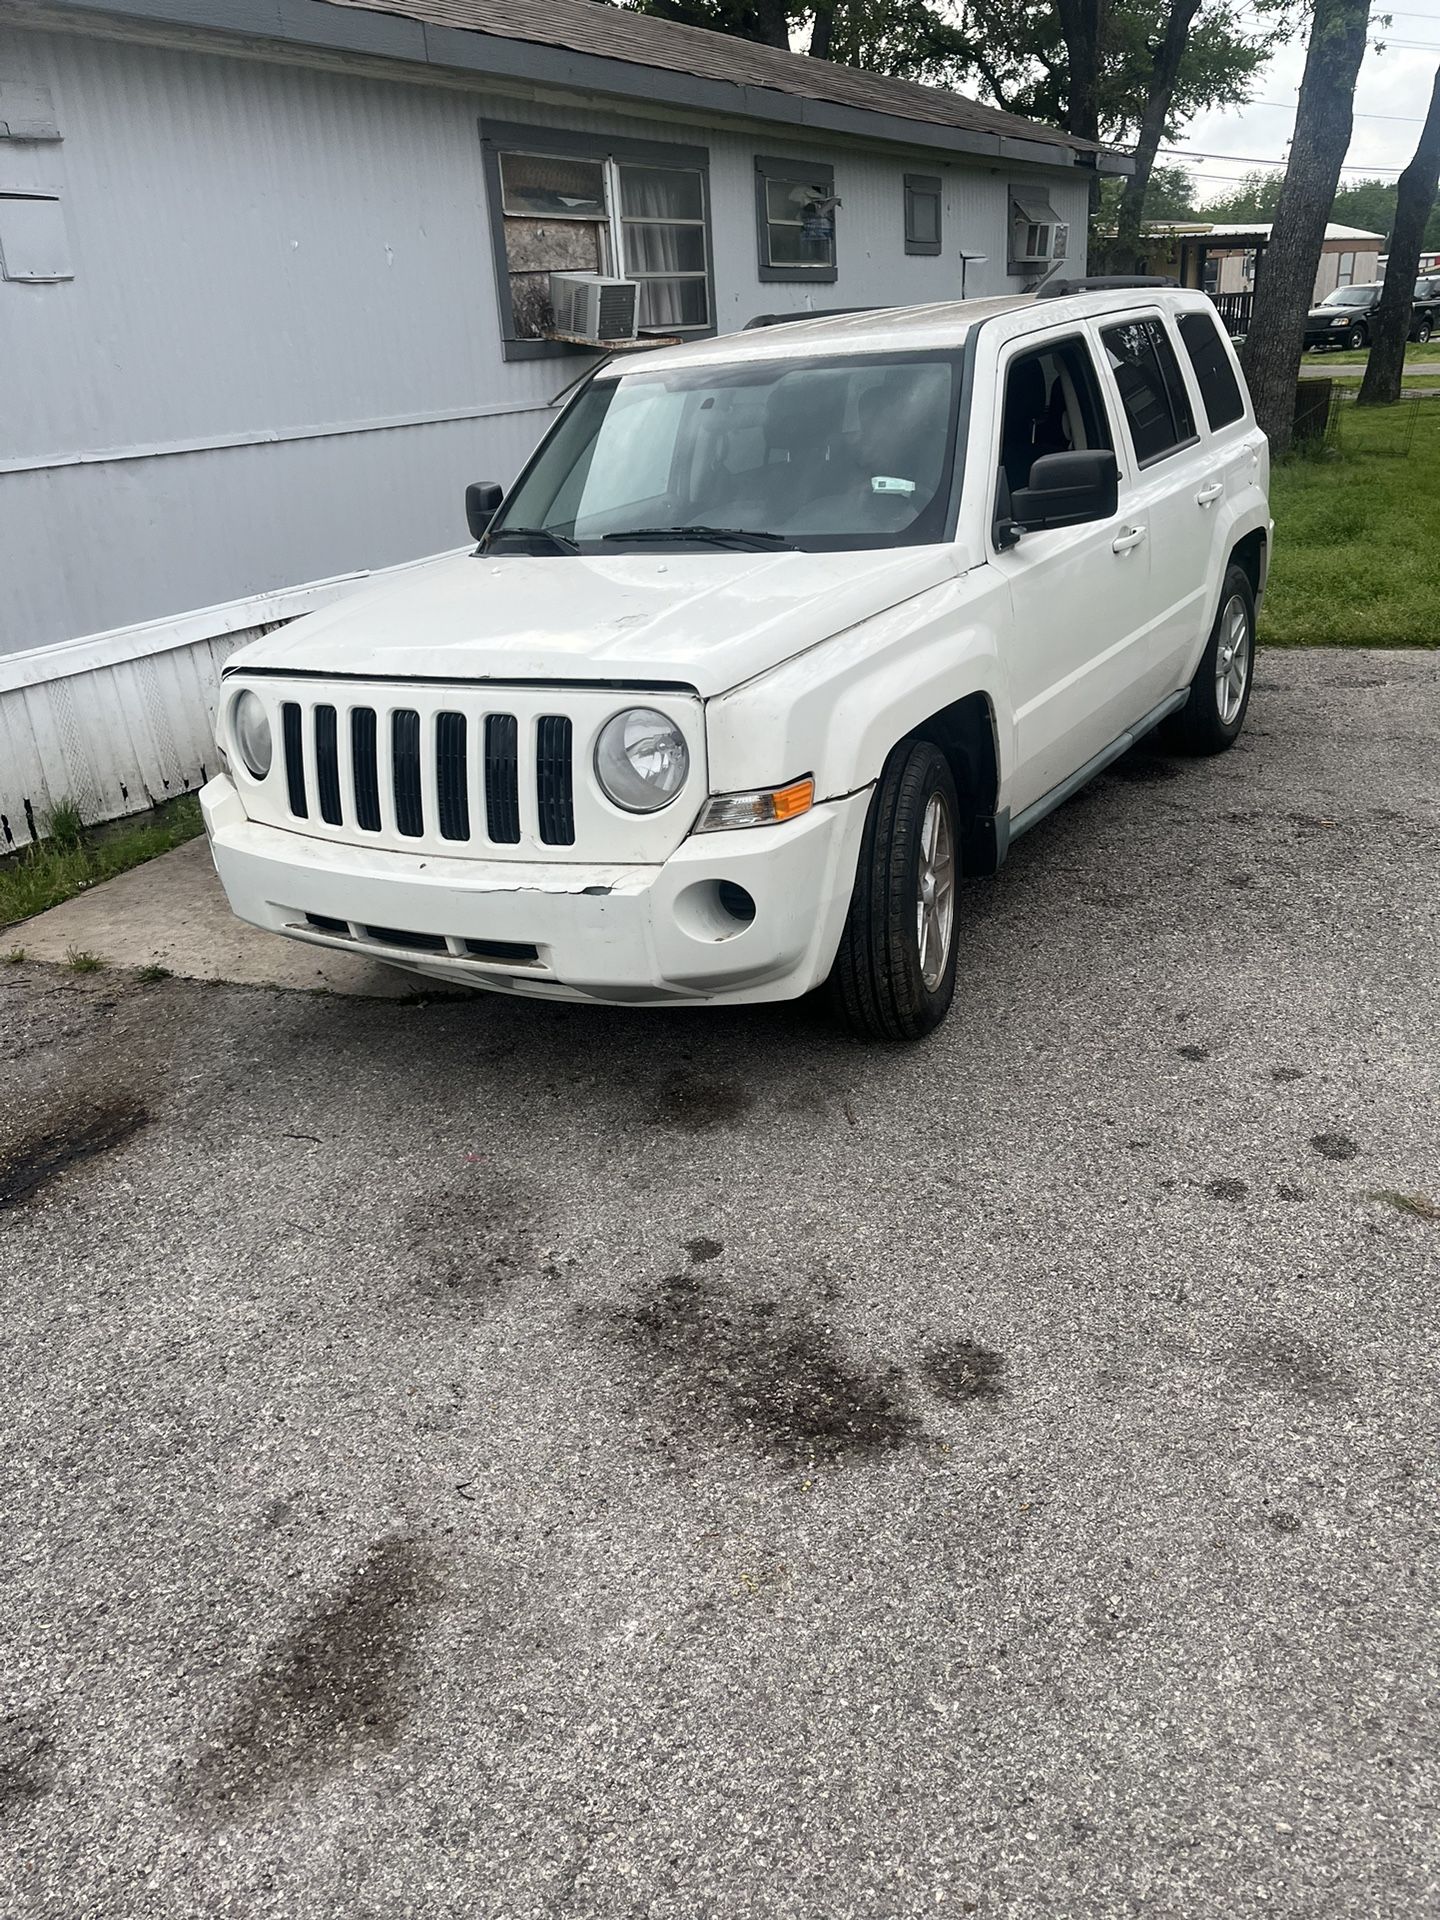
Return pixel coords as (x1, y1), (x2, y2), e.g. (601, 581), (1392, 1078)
(200, 774), (870, 1005)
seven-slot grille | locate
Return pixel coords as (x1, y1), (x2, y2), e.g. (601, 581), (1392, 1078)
(278, 700), (576, 848)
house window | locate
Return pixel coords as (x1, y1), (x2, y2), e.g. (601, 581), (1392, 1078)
(481, 121), (713, 357)
(1336, 250), (1356, 288)
(904, 174), (942, 257)
(755, 155), (838, 283)
(618, 165), (709, 331)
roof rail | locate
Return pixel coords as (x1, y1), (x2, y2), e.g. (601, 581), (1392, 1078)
(744, 307), (889, 329)
(1036, 275), (1179, 299)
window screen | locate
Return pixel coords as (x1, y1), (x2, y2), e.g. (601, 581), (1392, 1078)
(755, 156), (837, 279)
(1101, 319), (1195, 465)
(1177, 310), (1245, 431)
(618, 164), (709, 332)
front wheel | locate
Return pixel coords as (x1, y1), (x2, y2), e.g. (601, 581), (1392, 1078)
(827, 740), (960, 1041)
(1346, 323), (1368, 351)
(1161, 564), (1255, 757)
(1415, 319), (1433, 345)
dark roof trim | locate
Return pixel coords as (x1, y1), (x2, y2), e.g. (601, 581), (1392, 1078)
(36, 0), (1121, 171)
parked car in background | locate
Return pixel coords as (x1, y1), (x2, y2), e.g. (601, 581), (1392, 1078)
(203, 283), (1270, 1040)
(1304, 281), (1436, 350)
(1413, 274), (1440, 336)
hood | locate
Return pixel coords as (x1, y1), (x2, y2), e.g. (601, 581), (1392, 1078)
(225, 545), (958, 699)
(1309, 302), (1370, 321)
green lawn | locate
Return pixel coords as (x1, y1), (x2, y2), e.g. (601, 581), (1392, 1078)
(1260, 399), (1440, 648)
(1304, 339), (1440, 365)
(0, 795), (202, 931)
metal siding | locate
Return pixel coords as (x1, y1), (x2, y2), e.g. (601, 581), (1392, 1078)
(1, 22), (1085, 675)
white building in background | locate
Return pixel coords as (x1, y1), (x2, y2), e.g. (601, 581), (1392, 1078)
(0, 0), (1118, 848)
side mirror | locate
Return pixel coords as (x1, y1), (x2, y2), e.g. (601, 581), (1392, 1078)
(1009, 449), (1119, 533)
(466, 480), (505, 543)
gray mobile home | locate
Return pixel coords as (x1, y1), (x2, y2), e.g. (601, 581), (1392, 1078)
(0, 0), (1115, 844)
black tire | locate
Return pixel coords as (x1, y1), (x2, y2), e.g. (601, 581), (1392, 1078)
(1161, 563), (1256, 757)
(827, 739), (960, 1042)
(1346, 323), (1368, 351)
(1415, 320), (1433, 345)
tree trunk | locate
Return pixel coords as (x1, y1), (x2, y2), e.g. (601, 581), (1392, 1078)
(1055, 0), (1108, 218)
(1358, 63), (1440, 405)
(809, 1), (837, 59)
(1113, 0), (1203, 269)
(1054, 0), (1107, 143)
(1240, 0), (1371, 457)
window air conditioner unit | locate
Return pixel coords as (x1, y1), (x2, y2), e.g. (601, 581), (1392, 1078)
(548, 272), (639, 344)
(1010, 195), (1065, 271)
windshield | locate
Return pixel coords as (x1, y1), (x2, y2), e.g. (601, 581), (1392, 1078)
(1320, 287), (1377, 307)
(489, 351), (964, 553)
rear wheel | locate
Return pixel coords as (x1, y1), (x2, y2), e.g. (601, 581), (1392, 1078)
(1161, 563), (1255, 757)
(827, 740), (959, 1041)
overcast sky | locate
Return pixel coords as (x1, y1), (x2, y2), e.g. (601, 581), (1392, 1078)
(1170, 9), (1440, 207)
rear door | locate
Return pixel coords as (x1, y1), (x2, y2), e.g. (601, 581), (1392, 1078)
(987, 327), (1160, 815)
(1171, 305), (1257, 675)
(1092, 311), (1212, 706)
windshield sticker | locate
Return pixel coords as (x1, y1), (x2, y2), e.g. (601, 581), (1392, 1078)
(871, 475), (917, 495)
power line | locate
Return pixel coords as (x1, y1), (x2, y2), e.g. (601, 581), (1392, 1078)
(1247, 98), (1426, 119)
(1158, 144), (1406, 171)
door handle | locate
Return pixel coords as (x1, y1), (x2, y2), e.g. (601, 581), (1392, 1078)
(1196, 482), (1224, 507)
(1111, 526), (1146, 553)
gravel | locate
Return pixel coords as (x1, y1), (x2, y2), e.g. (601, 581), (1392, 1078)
(1, 647), (1437, 1919)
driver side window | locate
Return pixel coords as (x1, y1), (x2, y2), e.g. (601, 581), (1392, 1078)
(997, 336), (1113, 499)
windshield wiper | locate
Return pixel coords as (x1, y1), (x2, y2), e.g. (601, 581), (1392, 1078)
(600, 524), (793, 549)
(486, 525), (578, 554)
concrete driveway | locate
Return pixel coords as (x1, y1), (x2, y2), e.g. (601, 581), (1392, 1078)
(1, 649), (1437, 1919)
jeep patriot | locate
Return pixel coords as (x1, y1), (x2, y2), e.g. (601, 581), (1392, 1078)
(203, 282), (1271, 1039)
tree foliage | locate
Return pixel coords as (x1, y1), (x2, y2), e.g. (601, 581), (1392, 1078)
(1196, 171), (1440, 250)
(615, 1), (1272, 146)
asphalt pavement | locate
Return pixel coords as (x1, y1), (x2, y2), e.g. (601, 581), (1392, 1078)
(1, 648), (1437, 1919)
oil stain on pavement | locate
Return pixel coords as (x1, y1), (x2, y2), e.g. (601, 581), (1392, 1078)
(590, 1269), (922, 1467)
(0, 1098), (148, 1211)
(920, 1339), (1007, 1406)
(0, 1710), (55, 1810)
(179, 1535), (440, 1824)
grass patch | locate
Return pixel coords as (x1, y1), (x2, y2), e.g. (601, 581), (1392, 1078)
(1304, 340), (1440, 365)
(0, 794), (202, 931)
(3, 946), (24, 966)
(1261, 400), (1440, 648)
(1370, 1189), (1440, 1221)
(65, 947), (105, 973)
(135, 964), (172, 984)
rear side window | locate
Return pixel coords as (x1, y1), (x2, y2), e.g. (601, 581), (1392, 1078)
(1177, 310), (1245, 431)
(1101, 318), (1196, 465)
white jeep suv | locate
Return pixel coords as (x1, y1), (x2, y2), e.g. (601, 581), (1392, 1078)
(203, 280), (1270, 1039)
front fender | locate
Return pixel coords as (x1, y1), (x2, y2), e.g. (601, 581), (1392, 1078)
(705, 567), (1013, 807)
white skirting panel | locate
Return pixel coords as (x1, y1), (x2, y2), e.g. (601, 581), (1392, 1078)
(0, 550), (457, 851)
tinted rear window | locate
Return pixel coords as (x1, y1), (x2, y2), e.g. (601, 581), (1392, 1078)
(1177, 310), (1246, 431)
(1101, 319), (1196, 465)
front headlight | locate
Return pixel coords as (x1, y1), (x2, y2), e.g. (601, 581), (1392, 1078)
(1332, 316), (1350, 327)
(593, 708), (690, 813)
(231, 689), (273, 779)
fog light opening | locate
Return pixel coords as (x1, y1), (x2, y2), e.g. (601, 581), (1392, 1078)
(716, 881), (756, 926)
(673, 879), (759, 944)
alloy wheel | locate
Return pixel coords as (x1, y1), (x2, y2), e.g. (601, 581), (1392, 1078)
(915, 792), (956, 991)
(1215, 593), (1251, 726)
